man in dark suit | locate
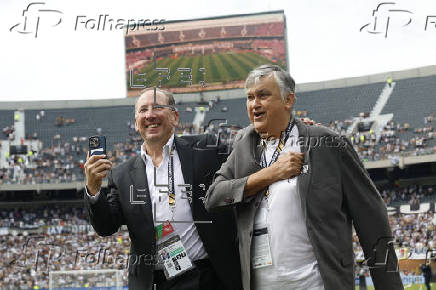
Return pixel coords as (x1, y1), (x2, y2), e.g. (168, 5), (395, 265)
(84, 88), (241, 290)
(421, 261), (432, 290)
(204, 65), (403, 289)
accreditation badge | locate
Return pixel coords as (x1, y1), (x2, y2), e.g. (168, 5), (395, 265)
(252, 227), (273, 269)
(156, 221), (193, 279)
(251, 204), (273, 269)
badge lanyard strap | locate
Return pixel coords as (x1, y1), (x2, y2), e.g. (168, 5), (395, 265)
(260, 120), (295, 198)
(168, 142), (176, 220)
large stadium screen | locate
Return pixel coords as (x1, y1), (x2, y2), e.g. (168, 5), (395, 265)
(124, 11), (287, 96)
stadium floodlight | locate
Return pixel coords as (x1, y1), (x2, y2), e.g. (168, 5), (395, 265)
(49, 269), (124, 289)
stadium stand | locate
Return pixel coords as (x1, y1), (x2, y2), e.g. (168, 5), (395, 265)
(24, 106), (197, 151)
(0, 206), (130, 289)
(295, 82), (385, 124)
(0, 70), (432, 189)
(381, 75), (436, 150)
(0, 101), (203, 185)
(203, 98), (248, 127)
(25, 107), (134, 149)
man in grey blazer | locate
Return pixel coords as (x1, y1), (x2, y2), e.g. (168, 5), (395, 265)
(204, 65), (403, 289)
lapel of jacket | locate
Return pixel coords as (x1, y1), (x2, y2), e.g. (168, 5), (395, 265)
(295, 117), (312, 221)
(129, 155), (154, 223)
(174, 136), (194, 212)
(248, 126), (262, 166)
(247, 125), (266, 204)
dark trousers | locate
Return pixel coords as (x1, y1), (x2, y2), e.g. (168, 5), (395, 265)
(425, 277), (431, 290)
(153, 259), (226, 290)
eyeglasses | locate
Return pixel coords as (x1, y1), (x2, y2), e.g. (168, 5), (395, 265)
(137, 105), (177, 114)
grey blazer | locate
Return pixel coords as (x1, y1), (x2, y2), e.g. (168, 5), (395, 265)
(204, 118), (403, 290)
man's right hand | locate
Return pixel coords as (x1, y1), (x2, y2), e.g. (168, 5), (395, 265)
(84, 153), (112, 196)
(244, 152), (304, 197)
(270, 152), (304, 181)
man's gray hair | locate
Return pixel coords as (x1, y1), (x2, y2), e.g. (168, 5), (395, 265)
(135, 87), (176, 114)
(245, 64), (295, 101)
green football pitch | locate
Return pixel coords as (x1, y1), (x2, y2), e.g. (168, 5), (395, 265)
(128, 51), (285, 88)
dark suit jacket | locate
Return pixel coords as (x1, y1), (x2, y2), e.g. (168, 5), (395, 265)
(204, 118), (403, 290)
(85, 135), (242, 290)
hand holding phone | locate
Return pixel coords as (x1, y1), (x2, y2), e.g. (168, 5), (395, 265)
(85, 136), (111, 195)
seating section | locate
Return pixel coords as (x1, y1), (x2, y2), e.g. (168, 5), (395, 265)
(24, 106), (196, 151)
(295, 82), (385, 124)
(204, 98), (248, 128)
(381, 75), (436, 149)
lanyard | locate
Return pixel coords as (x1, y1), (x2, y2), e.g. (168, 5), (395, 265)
(260, 120), (295, 168)
(167, 142), (176, 210)
(260, 120), (295, 197)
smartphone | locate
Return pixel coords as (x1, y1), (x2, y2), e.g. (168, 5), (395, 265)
(89, 136), (106, 157)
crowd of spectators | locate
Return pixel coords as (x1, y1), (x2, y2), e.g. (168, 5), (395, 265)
(390, 211), (436, 253)
(351, 187), (436, 280)
(351, 186), (436, 270)
(353, 210), (436, 279)
(0, 206), (130, 289)
(328, 114), (436, 162)
(1, 139), (87, 185)
(381, 185), (435, 206)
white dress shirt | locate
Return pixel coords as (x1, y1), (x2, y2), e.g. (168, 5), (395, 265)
(252, 126), (325, 290)
(140, 135), (207, 263)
